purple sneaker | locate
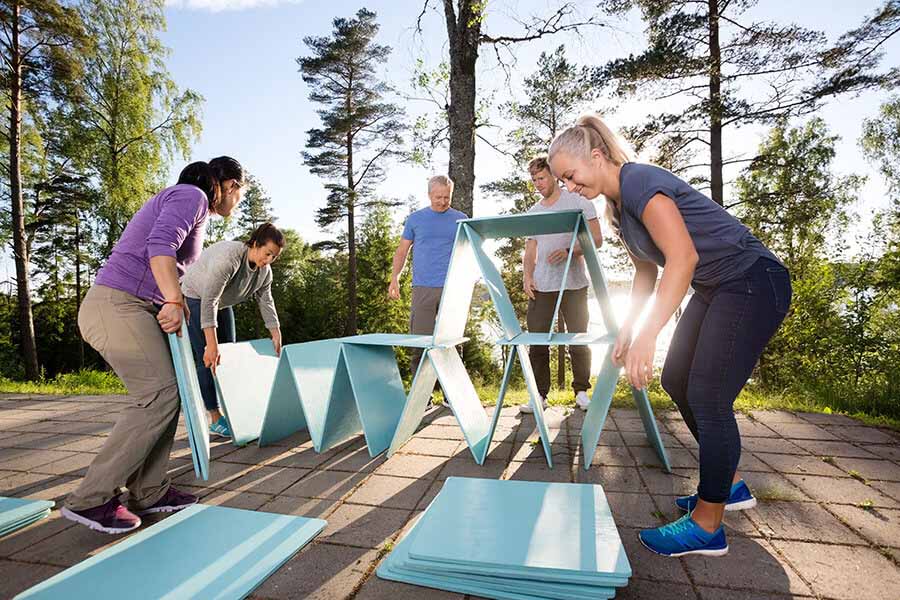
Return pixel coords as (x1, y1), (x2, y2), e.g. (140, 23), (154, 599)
(61, 498), (141, 534)
(134, 486), (198, 515)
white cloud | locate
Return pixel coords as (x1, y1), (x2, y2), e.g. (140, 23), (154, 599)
(165, 0), (302, 11)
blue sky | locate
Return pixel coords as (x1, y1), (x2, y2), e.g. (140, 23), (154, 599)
(139, 1), (900, 252)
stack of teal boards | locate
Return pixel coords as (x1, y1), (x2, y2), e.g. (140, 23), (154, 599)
(15, 504), (327, 600)
(378, 477), (632, 599)
(0, 497), (53, 537)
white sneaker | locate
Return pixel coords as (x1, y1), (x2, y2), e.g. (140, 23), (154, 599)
(519, 397), (549, 414)
(575, 391), (591, 411)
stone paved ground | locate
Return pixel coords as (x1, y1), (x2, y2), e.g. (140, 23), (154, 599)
(1, 393), (900, 599)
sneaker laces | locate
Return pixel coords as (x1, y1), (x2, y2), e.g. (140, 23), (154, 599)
(659, 514), (694, 537)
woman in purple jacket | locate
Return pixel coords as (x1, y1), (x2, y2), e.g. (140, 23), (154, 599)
(60, 157), (244, 534)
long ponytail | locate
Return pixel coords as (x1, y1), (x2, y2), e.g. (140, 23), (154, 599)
(177, 156), (244, 210)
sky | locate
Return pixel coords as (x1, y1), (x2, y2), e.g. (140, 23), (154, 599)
(154, 0), (899, 256)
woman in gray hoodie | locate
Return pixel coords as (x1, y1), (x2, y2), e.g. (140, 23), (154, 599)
(181, 223), (285, 437)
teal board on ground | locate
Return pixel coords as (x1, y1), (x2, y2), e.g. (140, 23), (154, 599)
(215, 339), (280, 446)
(168, 324), (210, 480)
(0, 497), (53, 538)
(408, 478), (631, 584)
(15, 504), (327, 600)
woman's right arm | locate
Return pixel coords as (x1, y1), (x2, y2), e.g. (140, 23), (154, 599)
(612, 252), (658, 367)
(150, 257), (185, 334)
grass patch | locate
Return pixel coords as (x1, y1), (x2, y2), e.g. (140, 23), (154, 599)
(754, 487), (796, 503)
(848, 470), (869, 484)
(0, 370), (126, 396)
(857, 499), (875, 510)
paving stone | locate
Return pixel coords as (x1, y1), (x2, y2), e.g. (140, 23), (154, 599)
(720, 510), (762, 537)
(790, 439), (878, 459)
(613, 417), (647, 432)
(173, 460), (253, 488)
(742, 472), (811, 502)
(591, 445), (638, 467)
(747, 500), (866, 544)
(252, 543), (377, 599)
(832, 457), (900, 482)
(753, 452), (848, 477)
(436, 457), (506, 480)
(638, 467), (698, 496)
(220, 465), (309, 495)
(696, 587), (813, 600)
(510, 439), (569, 463)
(762, 422), (840, 441)
(862, 444), (900, 462)
(749, 411), (809, 425)
(683, 535), (812, 595)
(621, 431), (680, 448)
(772, 540), (900, 600)
(616, 579), (698, 599)
(281, 469), (369, 500)
(320, 503), (410, 548)
(870, 480), (900, 502)
(784, 474), (899, 507)
(354, 575), (466, 600)
(318, 446), (387, 474)
(618, 527), (692, 584)
(258, 495), (338, 519)
(345, 474), (432, 510)
(576, 465), (645, 492)
(199, 489), (272, 510)
(734, 451), (774, 473)
(0, 513), (74, 558)
(736, 421), (780, 438)
(0, 560), (65, 598)
(830, 426), (898, 445)
(374, 454), (446, 479)
(217, 444), (295, 465)
(395, 437), (461, 457)
(51, 435), (107, 453)
(11, 522), (124, 567)
(415, 424), (465, 441)
(31, 453), (96, 476)
(605, 491), (665, 528)
(0, 472), (55, 495)
(0, 449), (79, 471)
(16, 475), (81, 502)
(633, 447), (699, 470)
(506, 459), (572, 483)
(740, 437), (808, 455)
(797, 411), (861, 426)
(827, 504), (900, 549)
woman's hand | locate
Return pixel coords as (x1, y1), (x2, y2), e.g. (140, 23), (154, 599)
(157, 301), (185, 334)
(270, 328), (283, 356)
(611, 322), (633, 368)
(204, 340), (221, 375)
(624, 330), (657, 390)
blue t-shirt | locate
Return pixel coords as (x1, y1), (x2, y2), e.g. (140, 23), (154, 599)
(618, 162), (780, 288)
(402, 206), (467, 287)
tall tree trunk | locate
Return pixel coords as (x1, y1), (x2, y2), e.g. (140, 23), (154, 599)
(75, 216), (84, 369)
(345, 105), (358, 335)
(9, 1), (40, 380)
(444, 0), (479, 217)
(708, 0), (724, 206)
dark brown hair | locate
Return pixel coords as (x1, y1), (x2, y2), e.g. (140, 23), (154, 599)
(177, 156), (244, 209)
(246, 222), (285, 249)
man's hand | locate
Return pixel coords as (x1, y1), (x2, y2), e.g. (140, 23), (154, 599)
(523, 275), (536, 300)
(388, 277), (401, 300)
(547, 248), (569, 265)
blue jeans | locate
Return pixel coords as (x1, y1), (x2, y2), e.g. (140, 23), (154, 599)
(661, 257), (792, 503)
(185, 298), (236, 412)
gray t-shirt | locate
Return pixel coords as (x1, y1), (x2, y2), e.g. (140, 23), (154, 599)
(181, 240), (279, 330)
(618, 163), (779, 288)
(527, 190), (598, 292)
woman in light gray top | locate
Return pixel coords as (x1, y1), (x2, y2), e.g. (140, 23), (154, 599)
(181, 223), (285, 437)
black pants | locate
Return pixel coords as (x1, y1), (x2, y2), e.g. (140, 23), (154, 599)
(526, 287), (591, 398)
(186, 297), (236, 411)
(661, 258), (791, 503)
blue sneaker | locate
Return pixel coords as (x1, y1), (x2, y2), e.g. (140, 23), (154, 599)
(639, 513), (728, 557)
(675, 479), (756, 513)
(209, 416), (231, 438)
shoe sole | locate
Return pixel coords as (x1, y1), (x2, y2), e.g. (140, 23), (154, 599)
(677, 497), (758, 513)
(639, 534), (729, 557)
(135, 501), (198, 516)
(60, 506), (141, 535)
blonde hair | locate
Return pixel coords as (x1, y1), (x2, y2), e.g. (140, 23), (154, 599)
(549, 114), (631, 234)
(527, 156), (550, 176)
(427, 175), (454, 194)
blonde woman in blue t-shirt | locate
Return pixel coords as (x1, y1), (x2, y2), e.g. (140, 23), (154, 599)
(548, 114), (791, 558)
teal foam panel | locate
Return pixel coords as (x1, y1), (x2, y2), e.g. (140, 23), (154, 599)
(168, 323), (210, 480)
(408, 478), (631, 585)
(387, 352), (440, 457)
(215, 339), (280, 446)
(474, 349), (516, 465)
(546, 226), (581, 341)
(513, 345), (554, 468)
(317, 348), (364, 452)
(462, 210), (583, 239)
(576, 215), (617, 334)
(580, 347), (619, 472)
(497, 332), (617, 346)
(428, 347), (492, 464)
(341, 333), (466, 348)
(433, 226), (481, 345)
(632, 385), (672, 471)
(378, 514), (617, 600)
(340, 344), (407, 457)
(0, 497), (53, 538)
(15, 504), (326, 600)
(464, 225), (522, 340)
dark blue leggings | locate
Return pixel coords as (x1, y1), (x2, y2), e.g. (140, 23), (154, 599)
(661, 257), (791, 503)
(185, 297), (236, 411)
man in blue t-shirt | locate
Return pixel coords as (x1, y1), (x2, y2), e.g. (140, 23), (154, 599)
(389, 175), (467, 374)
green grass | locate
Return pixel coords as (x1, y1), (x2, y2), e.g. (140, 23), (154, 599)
(0, 370), (126, 395)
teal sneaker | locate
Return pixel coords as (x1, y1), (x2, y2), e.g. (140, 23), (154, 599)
(639, 513), (728, 557)
(676, 480), (757, 513)
(209, 416), (231, 438)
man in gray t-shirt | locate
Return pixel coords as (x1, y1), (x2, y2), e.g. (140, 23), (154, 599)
(521, 157), (603, 413)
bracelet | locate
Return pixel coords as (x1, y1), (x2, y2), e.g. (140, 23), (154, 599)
(162, 300), (183, 307)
